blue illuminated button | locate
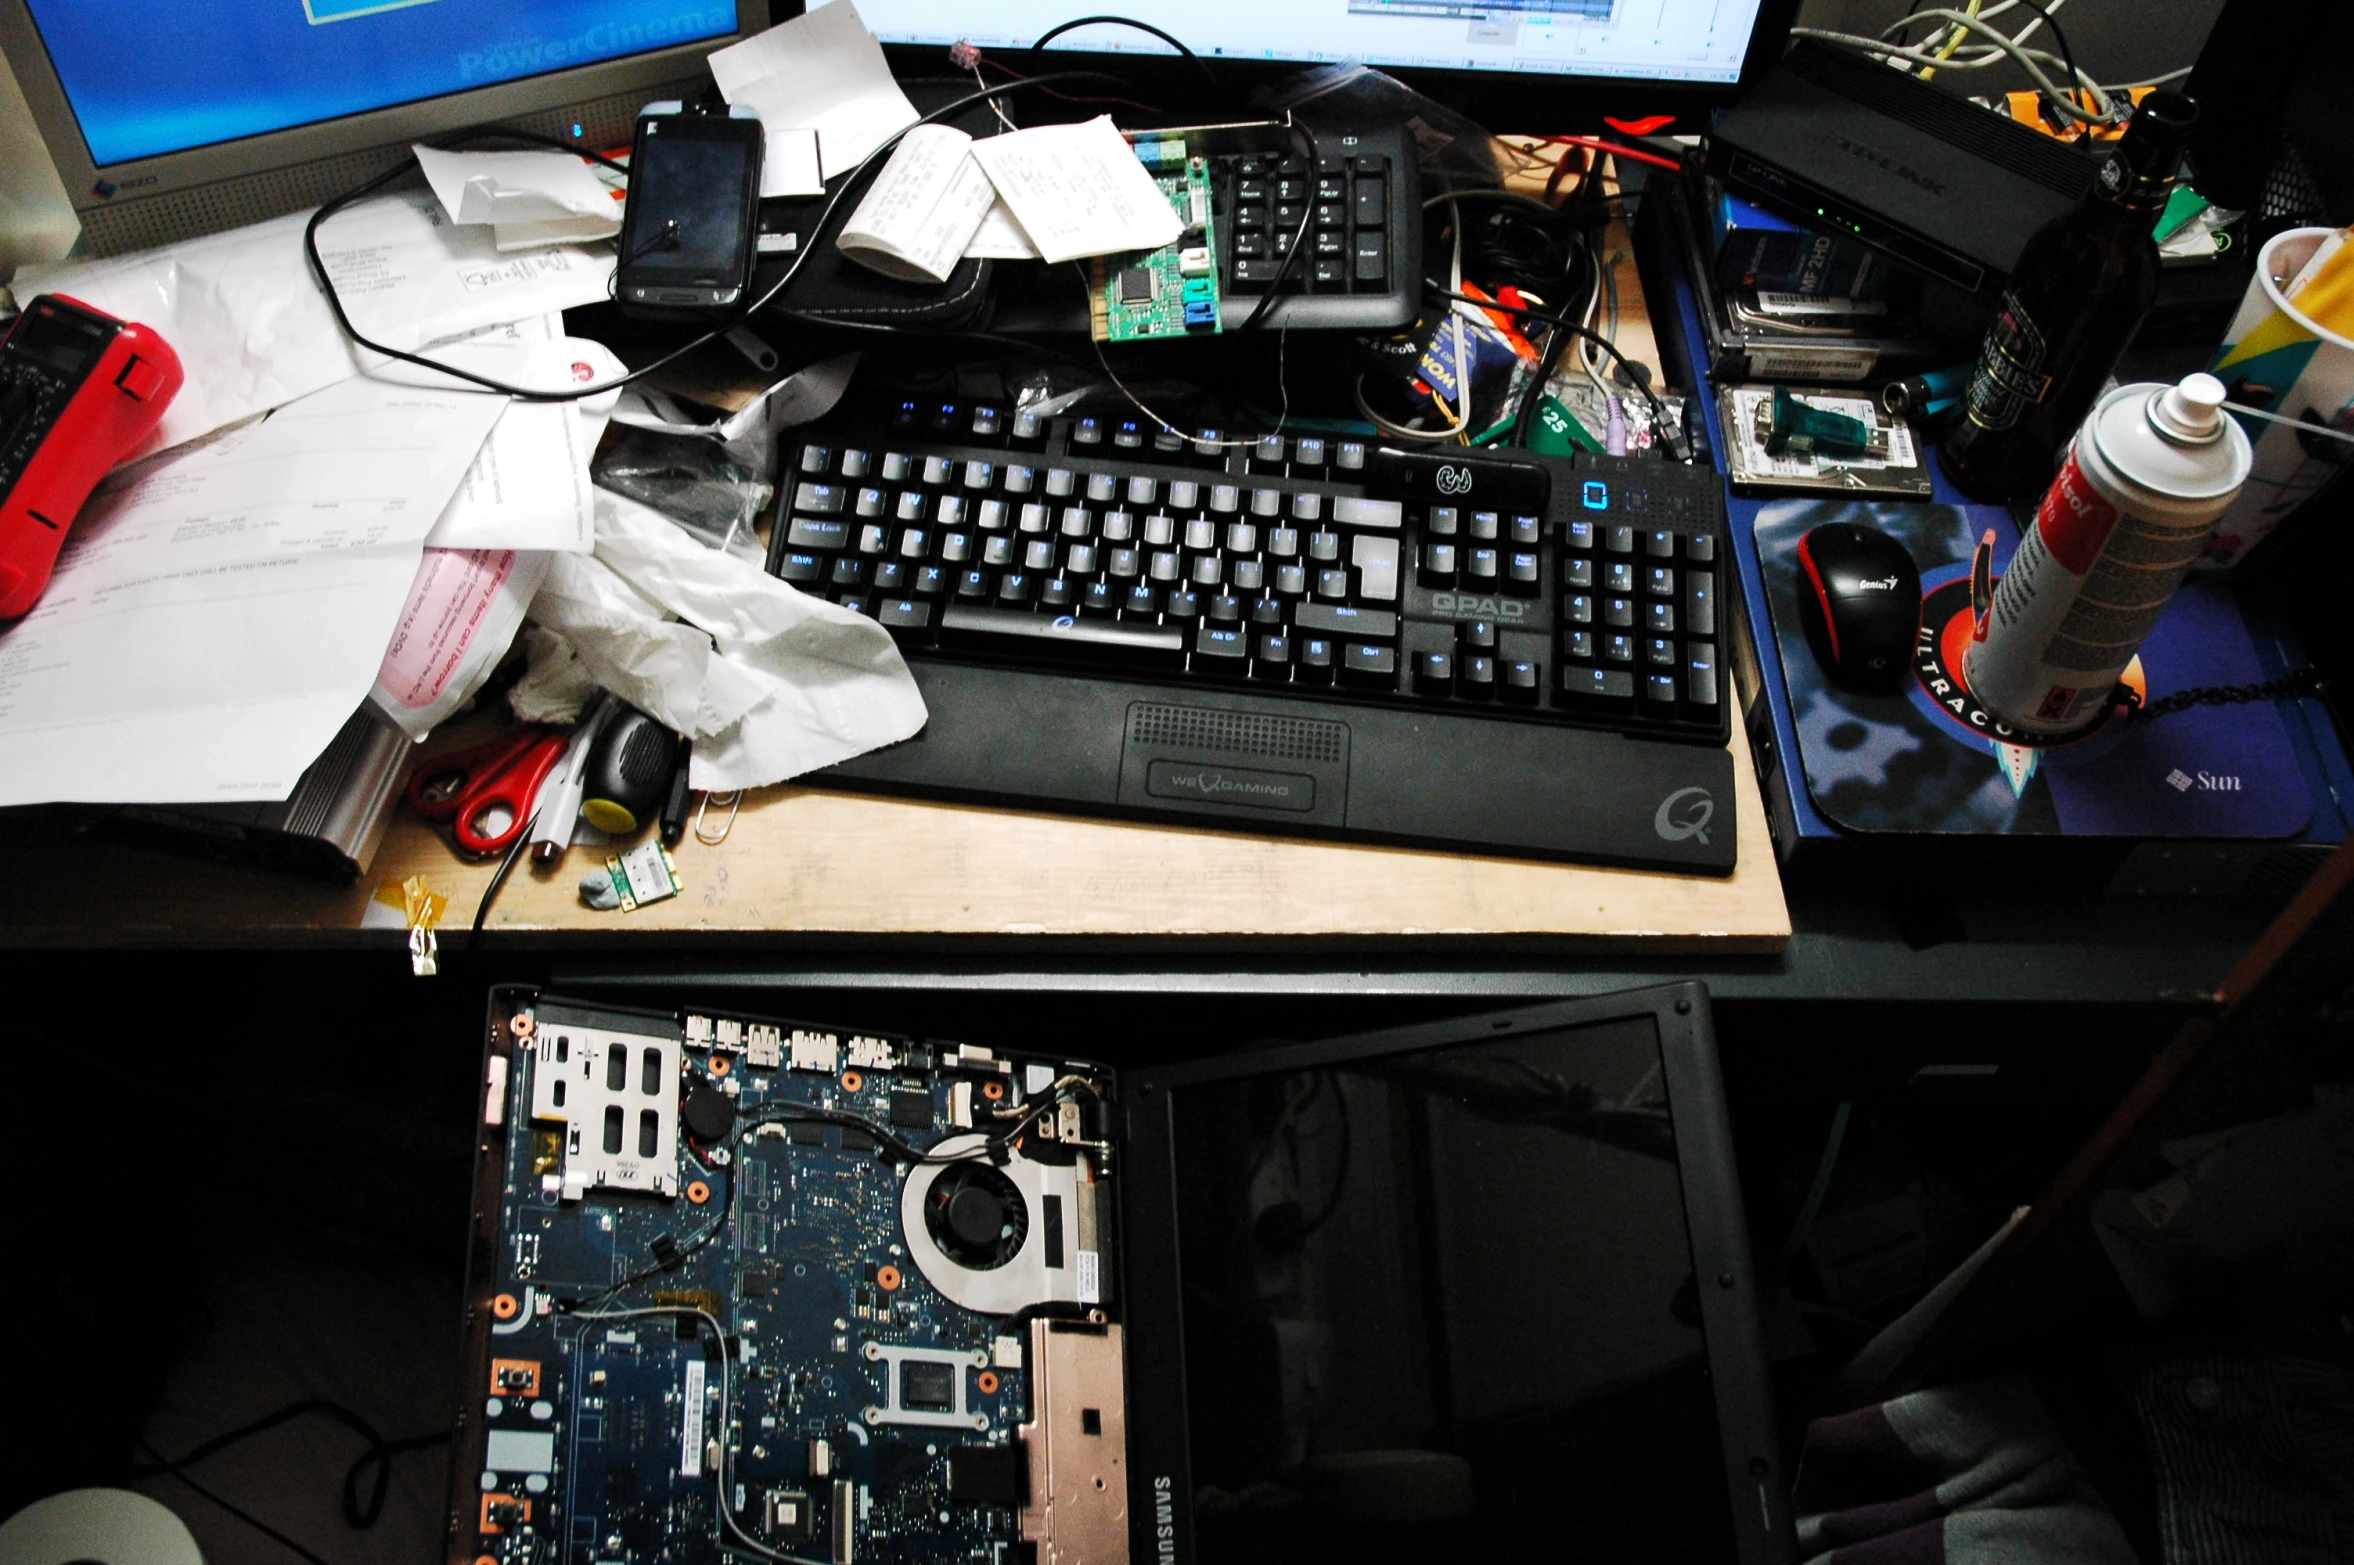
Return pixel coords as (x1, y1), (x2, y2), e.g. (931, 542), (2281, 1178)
(1581, 480), (1610, 511)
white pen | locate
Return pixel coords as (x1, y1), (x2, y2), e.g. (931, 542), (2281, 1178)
(530, 693), (615, 865)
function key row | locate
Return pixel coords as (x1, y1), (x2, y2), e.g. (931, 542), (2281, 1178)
(845, 401), (1378, 477)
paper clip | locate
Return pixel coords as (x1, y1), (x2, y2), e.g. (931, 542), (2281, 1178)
(402, 874), (444, 977)
(694, 789), (742, 846)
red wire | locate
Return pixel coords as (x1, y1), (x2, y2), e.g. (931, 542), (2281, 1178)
(1536, 134), (1683, 172)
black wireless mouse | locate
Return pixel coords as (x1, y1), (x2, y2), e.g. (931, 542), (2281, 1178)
(1796, 521), (1921, 693)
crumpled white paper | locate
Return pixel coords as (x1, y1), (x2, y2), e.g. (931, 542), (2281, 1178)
(508, 624), (604, 725)
(526, 490), (926, 791)
(610, 352), (860, 472)
(414, 145), (617, 227)
(523, 541), (767, 741)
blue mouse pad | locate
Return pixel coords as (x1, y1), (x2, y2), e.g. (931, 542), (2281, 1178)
(1753, 498), (2310, 838)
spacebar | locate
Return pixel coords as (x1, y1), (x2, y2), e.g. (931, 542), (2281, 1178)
(938, 605), (1186, 667)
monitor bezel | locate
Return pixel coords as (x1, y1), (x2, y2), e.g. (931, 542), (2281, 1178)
(1119, 981), (1796, 1565)
(0, 0), (774, 217)
(871, 0), (1801, 137)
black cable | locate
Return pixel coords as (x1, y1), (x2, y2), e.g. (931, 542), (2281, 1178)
(1030, 14), (1230, 100)
(143, 1445), (345, 1565)
(1885, 0), (2086, 121)
(1235, 115), (1321, 334)
(1510, 321), (1578, 449)
(615, 217), (681, 269)
(130, 1399), (456, 1559)
(2119, 666), (2326, 721)
(1779, 1100), (1852, 1274)
(1999, 0), (2086, 120)
(472, 808), (537, 934)
(1425, 285), (1675, 444)
(1436, 190), (1603, 447)
(740, 1092), (1062, 1169)
(449, 125), (631, 174)
(562, 1089), (1065, 1315)
(299, 73), (1133, 403)
(1299, 1069), (1352, 1235)
(563, 1161), (737, 1314)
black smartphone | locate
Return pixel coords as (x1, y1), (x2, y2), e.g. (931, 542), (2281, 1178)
(616, 101), (764, 315)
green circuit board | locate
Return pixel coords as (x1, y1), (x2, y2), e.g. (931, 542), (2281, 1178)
(1091, 137), (1221, 343)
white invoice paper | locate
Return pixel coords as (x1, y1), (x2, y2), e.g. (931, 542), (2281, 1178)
(0, 375), (507, 805)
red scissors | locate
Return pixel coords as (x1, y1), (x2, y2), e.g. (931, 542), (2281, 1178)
(407, 725), (571, 855)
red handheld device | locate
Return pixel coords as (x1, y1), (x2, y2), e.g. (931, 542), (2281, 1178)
(0, 293), (183, 619)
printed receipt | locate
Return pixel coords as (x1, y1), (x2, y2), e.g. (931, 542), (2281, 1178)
(0, 375), (507, 805)
(837, 125), (997, 284)
(968, 116), (1182, 265)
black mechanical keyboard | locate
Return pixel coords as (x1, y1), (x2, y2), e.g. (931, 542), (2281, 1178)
(764, 398), (1738, 874)
(989, 120), (1422, 334)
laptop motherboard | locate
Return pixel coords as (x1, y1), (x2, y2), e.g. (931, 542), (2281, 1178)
(449, 992), (1128, 1565)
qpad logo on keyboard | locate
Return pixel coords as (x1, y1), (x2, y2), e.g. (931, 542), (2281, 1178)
(1434, 464), (1475, 496)
(1427, 593), (1531, 621)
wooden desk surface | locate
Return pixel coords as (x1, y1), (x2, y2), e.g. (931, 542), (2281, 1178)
(7, 191), (1785, 953)
(1, 713), (1785, 950)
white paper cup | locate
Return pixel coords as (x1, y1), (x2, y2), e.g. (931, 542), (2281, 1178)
(2199, 225), (2354, 570)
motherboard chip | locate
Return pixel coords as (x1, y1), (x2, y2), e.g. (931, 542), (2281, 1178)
(947, 1444), (1027, 1506)
(1117, 266), (1153, 304)
(901, 1359), (957, 1412)
(765, 1488), (814, 1543)
(890, 1089), (934, 1129)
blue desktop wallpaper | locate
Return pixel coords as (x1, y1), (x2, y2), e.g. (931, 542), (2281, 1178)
(28, 0), (737, 165)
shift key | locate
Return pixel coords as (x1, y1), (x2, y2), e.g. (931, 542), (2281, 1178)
(1293, 602), (1397, 640)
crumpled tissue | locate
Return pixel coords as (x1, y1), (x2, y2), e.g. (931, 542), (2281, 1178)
(524, 489), (926, 791)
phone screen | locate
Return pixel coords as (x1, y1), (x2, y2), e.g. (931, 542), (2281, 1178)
(626, 127), (754, 285)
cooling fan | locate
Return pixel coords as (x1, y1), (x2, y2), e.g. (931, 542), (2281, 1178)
(924, 1162), (1029, 1270)
(900, 1134), (1108, 1316)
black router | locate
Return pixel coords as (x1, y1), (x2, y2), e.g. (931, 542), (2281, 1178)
(1707, 39), (2104, 294)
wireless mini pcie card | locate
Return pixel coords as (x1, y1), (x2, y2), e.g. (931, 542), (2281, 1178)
(1090, 135), (1220, 342)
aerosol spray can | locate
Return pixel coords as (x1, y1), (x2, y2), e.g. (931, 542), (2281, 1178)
(1962, 373), (2251, 734)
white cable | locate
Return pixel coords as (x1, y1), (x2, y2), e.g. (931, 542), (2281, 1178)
(1079, 264), (1292, 446)
(1794, 16), (2119, 125)
(974, 65), (1017, 131)
(1898, 7), (2114, 121)
(563, 1304), (829, 1565)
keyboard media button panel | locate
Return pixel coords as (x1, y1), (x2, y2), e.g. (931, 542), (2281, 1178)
(766, 400), (1729, 744)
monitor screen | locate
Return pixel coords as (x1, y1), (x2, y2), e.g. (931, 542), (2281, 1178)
(1165, 1015), (1745, 1561)
(859, 0), (1766, 87)
(23, 0), (740, 166)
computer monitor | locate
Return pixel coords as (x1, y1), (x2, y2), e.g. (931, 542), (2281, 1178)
(860, 0), (1797, 135)
(0, 0), (774, 256)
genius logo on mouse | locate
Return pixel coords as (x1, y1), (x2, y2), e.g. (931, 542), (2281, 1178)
(1653, 786), (1715, 845)
(1435, 465), (1474, 496)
